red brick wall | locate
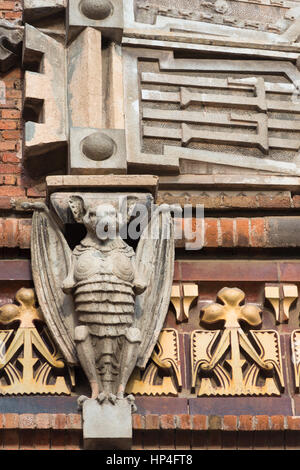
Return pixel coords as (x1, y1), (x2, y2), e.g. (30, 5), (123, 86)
(0, 413), (300, 450)
(0, 66), (23, 202)
(0, 1), (21, 21)
(1, 0), (46, 213)
(132, 414), (300, 450)
(2, 0), (300, 452)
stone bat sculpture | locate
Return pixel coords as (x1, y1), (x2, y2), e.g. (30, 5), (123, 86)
(23, 196), (174, 405)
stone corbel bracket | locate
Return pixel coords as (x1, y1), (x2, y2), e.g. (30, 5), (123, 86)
(0, 20), (23, 73)
(170, 283), (198, 323)
(264, 284), (298, 324)
(22, 1), (126, 175)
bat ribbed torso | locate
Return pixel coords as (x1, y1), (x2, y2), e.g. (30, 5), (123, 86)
(72, 243), (136, 337)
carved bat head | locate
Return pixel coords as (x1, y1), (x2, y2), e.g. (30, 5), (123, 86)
(69, 195), (122, 241)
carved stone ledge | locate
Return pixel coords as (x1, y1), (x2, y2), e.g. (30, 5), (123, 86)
(45, 175), (159, 198)
(23, 0), (67, 22)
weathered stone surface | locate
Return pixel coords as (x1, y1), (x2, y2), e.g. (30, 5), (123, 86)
(67, 27), (102, 130)
(158, 175), (300, 192)
(266, 217), (300, 247)
(82, 398), (132, 450)
(103, 42), (125, 130)
(157, 190), (293, 210)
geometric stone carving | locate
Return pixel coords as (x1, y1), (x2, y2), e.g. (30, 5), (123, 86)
(0, 20), (23, 73)
(170, 283), (198, 323)
(265, 283), (298, 323)
(126, 329), (182, 396)
(192, 287), (284, 396)
(0, 288), (72, 395)
(123, 48), (300, 175)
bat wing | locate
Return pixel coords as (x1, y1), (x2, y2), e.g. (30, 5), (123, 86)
(30, 204), (78, 366)
(133, 205), (174, 369)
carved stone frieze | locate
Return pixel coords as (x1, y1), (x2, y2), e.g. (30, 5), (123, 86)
(126, 328), (182, 396)
(192, 287), (284, 396)
(0, 288), (72, 395)
(157, 190), (293, 209)
(125, 0), (300, 45)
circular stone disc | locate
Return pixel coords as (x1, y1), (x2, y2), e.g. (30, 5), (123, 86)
(81, 132), (115, 161)
(80, 0), (113, 20)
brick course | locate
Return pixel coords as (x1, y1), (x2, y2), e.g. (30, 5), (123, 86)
(0, 413), (296, 450)
(3, 215), (300, 249)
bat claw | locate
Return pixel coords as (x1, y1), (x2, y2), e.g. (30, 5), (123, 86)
(108, 393), (117, 405)
(126, 394), (137, 412)
(97, 392), (107, 404)
(77, 395), (89, 410)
